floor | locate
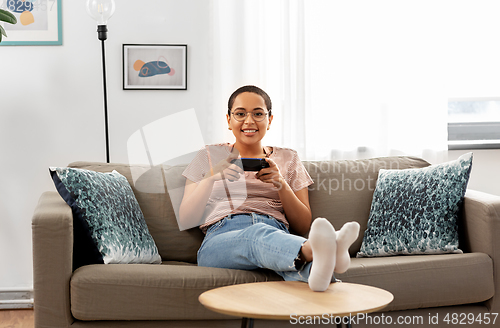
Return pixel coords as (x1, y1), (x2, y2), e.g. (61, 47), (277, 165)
(0, 310), (34, 328)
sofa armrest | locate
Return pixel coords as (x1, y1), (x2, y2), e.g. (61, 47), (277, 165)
(32, 191), (74, 328)
(462, 189), (500, 312)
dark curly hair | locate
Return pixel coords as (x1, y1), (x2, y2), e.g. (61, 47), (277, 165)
(227, 85), (272, 117)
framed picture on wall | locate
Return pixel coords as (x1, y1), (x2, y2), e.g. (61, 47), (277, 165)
(0, 0), (62, 46)
(123, 44), (187, 90)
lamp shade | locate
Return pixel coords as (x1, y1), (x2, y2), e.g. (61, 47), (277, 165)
(86, 0), (115, 25)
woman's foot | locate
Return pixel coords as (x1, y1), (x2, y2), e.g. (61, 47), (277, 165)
(334, 221), (360, 274)
(308, 218), (337, 292)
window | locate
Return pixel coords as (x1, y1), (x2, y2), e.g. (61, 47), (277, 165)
(448, 98), (500, 150)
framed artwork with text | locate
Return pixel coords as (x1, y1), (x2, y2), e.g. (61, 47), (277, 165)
(0, 0), (62, 46)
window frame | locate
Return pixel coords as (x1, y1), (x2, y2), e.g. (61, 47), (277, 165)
(448, 97), (500, 150)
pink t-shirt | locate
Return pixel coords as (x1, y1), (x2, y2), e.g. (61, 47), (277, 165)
(182, 143), (314, 232)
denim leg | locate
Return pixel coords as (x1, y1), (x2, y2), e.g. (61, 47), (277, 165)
(277, 262), (312, 282)
(197, 214), (308, 279)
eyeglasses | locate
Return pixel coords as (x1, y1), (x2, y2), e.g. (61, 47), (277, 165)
(231, 109), (268, 122)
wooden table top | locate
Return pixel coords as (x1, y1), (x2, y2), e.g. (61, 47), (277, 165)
(199, 281), (394, 320)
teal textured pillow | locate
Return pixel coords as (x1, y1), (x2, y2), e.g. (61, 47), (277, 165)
(50, 167), (162, 265)
(357, 153), (473, 257)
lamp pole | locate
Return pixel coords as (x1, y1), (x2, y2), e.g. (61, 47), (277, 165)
(98, 25), (110, 163)
(86, 0), (116, 163)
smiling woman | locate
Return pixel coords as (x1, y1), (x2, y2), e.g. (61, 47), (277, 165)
(178, 85), (360, 292)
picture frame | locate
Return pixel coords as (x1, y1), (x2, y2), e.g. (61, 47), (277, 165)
(123, 44), (187, 90)
(0, 0), (62, 46)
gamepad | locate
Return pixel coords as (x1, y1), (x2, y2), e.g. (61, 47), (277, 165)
(232, 158), (270, 171)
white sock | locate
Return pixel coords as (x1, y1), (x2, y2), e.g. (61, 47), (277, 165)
(308, 218), (337, 292)
(334, 221), (360, 274)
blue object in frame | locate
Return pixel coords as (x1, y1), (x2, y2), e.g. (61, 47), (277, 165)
(139, 61), (172, 77)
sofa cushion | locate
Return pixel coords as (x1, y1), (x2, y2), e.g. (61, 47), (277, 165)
(303, 156), (430, 254)
(50, 167), (161, 268)
(70, 263), (282, 321)
(336, 252), (493, 311)
(357, 153), (473, 257)
(68, 162), (204, 264)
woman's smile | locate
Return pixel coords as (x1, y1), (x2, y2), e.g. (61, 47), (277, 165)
(241, 128), (258, 137)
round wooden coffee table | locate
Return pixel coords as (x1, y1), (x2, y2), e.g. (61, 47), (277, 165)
(199, 281), (394, 328)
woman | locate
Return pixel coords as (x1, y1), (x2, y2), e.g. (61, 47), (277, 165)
(179, 85), (359, 292)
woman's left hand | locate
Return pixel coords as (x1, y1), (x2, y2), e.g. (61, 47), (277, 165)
(255, 158), (284, 189)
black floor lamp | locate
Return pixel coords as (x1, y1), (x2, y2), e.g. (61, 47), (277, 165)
(86, 0), (116, 163)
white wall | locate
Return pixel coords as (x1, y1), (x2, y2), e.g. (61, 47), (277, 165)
(1, 0), (499, 291)
(448, 149), (500, 197)
(0, 0), (211, 290)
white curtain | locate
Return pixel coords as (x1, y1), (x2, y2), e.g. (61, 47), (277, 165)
(207, 0), (500, 163)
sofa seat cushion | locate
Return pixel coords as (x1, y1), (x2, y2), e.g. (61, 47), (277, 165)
(336, 252), (494, 311)
(70, 254), (493, 321)
(70, 262), (282, 321)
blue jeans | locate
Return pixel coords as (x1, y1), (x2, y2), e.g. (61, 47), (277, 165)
(197, 213), (312, 282)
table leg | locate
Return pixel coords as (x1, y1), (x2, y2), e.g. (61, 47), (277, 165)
(241, 317), (254, 328)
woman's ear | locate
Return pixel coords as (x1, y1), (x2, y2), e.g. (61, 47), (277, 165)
(267, 114), (273, 130)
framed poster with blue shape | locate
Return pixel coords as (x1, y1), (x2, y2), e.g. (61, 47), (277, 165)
(123, 44), (188, 90)
(0, 0), (62, 46)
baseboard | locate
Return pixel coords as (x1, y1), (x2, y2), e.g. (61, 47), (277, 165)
(0, 288), (34, 309)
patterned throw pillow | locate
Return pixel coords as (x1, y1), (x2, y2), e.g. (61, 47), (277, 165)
(357, 153), (473, 257)
(50, 167), (162, 268)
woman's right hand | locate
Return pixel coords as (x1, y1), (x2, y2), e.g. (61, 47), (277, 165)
(206, 151), (243, 182)
(179, 148), (243, 230)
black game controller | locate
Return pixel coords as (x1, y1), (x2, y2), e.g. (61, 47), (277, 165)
(232, 158), (270, 171)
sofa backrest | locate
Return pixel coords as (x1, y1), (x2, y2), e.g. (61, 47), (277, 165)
(69, 156), (430, 262)
(303, 156), (430, 254)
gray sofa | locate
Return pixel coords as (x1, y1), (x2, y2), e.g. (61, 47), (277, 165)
(32, 156), (500, 327)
